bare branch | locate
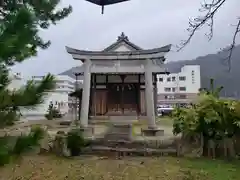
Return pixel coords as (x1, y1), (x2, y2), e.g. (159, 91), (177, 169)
(223, 18), (240, 71)
(177, 0), (226, 51)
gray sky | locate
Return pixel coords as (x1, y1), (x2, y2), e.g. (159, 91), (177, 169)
(11, 0), (240, 78)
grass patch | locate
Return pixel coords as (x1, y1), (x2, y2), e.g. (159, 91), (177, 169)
(180, 157), (240, 180)
(0, 155), (239, 180)
(157, 116), (173, 126)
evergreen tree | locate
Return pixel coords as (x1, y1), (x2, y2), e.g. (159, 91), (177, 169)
(0, 0), (72, 127)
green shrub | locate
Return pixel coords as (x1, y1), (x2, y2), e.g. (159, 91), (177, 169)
(12, 134), (33, 155)
(66, 129), (87, 156)
(0, 145), (11, 166)
(29, 126), (45, 146)
(0, 137), (11, 166)
(45, 102), (62, 120)
(12, 127), (45, 155)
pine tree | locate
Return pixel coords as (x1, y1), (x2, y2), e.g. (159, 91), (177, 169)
(0, 0), (72, 127)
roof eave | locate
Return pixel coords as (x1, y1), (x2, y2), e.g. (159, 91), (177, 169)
(66, 44), (171, 56)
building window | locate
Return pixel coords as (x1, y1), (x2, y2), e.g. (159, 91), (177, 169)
(172, 87), (176, 92)
(167, 77), (171, 82)
(172, 76), (176, 81)
(179, 87), (186, 91)
(165, 95), (175, 99)
(179, 94), (187, 99)
(192, 71), (195, 83)
(164, 87), (171, 92)
(159, 77), (163, 82)
(179, 76), (186, 81)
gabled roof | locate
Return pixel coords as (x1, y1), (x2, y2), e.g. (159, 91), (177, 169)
(103, 32), (142, 52)
(66, 45), (171, 56)
(65, 32), (172, 62)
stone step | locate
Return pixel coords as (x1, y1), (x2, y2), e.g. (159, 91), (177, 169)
(104, 134), (131, 142)
(86, 146), (178, 157)
(89, 138), (178, 149)
(104, 123), (133, 142)
(108, 128), (131, 134)
(109, 116), (138, 122)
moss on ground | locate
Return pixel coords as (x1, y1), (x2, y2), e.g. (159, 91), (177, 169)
(0, 155), (239, 180)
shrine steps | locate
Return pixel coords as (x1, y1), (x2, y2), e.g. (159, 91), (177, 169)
(86, 117), (178, 157)
(87, 146), (178, 157)
(85, 138), (178, 157)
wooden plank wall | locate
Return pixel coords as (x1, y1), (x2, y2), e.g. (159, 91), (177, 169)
(92, 90), (107, 115)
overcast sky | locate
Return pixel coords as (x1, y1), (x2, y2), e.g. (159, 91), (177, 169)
(11, 0), (240, 78)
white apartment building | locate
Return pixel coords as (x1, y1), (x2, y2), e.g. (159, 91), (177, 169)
(6, 71), (83, 120)
(7, 72), (24, 91)
(157, 65), (201, 106)
(21, 75), (78, 120)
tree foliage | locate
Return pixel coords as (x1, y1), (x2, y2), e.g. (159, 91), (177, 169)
(173, 80), (240, 157)
(0, 0), (72, 126)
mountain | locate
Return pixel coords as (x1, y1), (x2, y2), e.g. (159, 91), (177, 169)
(165, 45), (240, 98)
(60, 65), (85, 79)
(60, 45), (240, 98)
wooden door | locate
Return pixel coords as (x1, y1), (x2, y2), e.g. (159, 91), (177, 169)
(107, 84), (121, 115)
(122, 84), (137, 114)
(94, 90), (107, 115)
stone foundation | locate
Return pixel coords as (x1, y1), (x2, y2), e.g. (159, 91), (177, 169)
(104, 124), (133, 142)
(141, 128), (164, 136)
(78, 126), (94, 137)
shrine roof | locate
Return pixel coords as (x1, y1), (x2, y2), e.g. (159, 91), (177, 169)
(66, 32), (171, 61)
(66, 45), (171, 56)
(103, 32), (143, 51)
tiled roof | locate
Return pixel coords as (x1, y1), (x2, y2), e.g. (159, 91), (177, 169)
(66, 44), (171, 56)
(103, 32), (142, 52)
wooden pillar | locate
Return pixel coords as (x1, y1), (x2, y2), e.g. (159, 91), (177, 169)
(89, 74), (93, 117)
(153, 74), (158, 116)
(106, 74), (108, 114)
(137, 74), (141, 116)
(94, 74), (97, 116)
(91, 74), (97, 117)
(120, 75), (125, 114)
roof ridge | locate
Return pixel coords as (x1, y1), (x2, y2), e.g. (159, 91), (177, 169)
(103, 32), (142, 52)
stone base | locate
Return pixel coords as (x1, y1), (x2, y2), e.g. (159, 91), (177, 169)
(104, 124), (133, 141)
(78, 127), (94, 138)
(141, 128), (164, 136)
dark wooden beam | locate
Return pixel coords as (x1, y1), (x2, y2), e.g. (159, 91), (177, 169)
(106, 74), (109, 113)
(137, 74), (141, 116)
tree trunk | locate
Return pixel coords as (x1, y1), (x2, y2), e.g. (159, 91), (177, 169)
(223, 137), (235, 159)
(207, 139), (216, 158)
(202, 136), (209, 157)
(199, 133), (204, 156)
